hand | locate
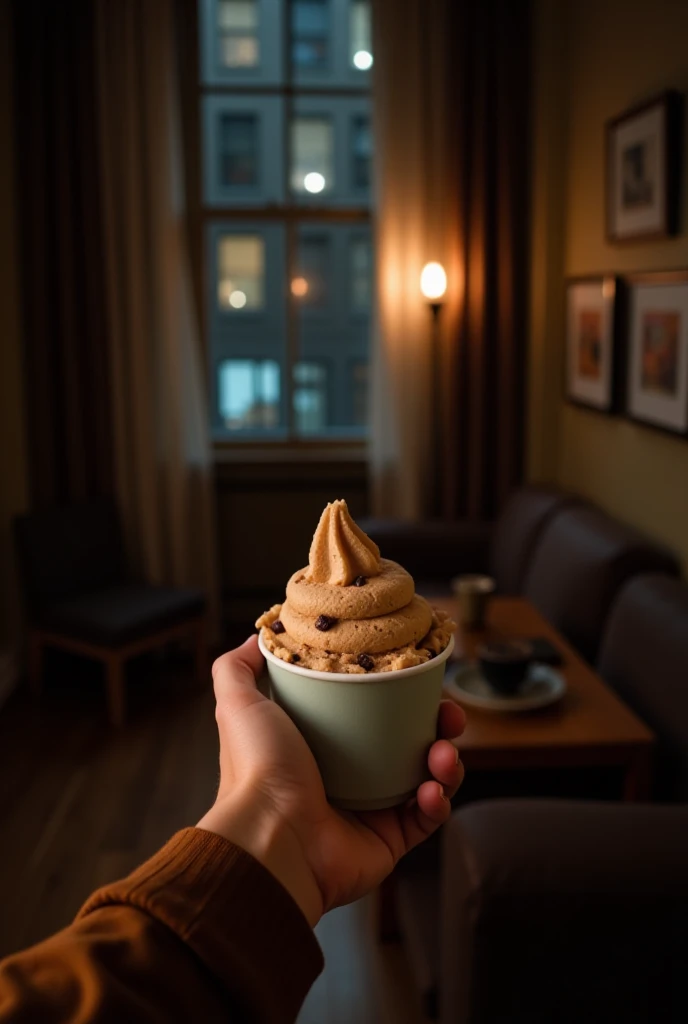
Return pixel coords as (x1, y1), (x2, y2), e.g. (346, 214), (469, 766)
(197, 636), (466, 926)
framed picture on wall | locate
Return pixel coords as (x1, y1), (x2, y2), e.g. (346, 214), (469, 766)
(565, 276), (622, 413)
(606, 91), (683, 242)
(626, 271), (688, 436)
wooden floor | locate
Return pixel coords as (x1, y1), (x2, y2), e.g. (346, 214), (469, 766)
(0, 649), (428, 1023)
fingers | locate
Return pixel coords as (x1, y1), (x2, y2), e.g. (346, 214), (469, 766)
(428, 739), (464, 801)
(212, 635), (265, 702)
(395, 742), (465, 853)
(396, 781), (452, 851)
(416, 780), (452, 826)
(437, 699), (466, 740)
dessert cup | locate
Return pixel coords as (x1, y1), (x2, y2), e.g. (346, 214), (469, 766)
(259, 632), (455, 811)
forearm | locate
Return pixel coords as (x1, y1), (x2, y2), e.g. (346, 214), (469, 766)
(0, 829), (323, 1024)
(0, 905), (227, 1022)
(198, 788), (324, 927)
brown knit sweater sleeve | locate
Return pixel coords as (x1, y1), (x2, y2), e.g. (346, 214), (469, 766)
(0, 828), (324, 1023)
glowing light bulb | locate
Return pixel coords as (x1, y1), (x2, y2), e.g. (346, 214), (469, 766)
(420, 262), (447, 301)
(304, 172), (326, 194)
(353, 50), (373, 70)
(229, 290), (247, 309)
(291, 277), (309, 298)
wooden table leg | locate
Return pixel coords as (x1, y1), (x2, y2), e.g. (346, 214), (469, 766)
(377, 872), (400, 942)
(623, 747), (652, 802)
(106, 656), (126, 727)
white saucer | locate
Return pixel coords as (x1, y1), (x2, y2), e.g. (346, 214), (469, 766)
(445, 662), (566, 712)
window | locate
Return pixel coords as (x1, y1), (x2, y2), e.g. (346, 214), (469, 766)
(351, 114), (372, 190)
(200, 0), (374, 440)
(291, 117), (334, 196)
(350, 1), (372, 69)
(291, 0), (330, 71)
(203, 95), (283, 205)
(219, 359), (281, 430)
(294, 362), (328, 433)
(217, 234), (265, 310)
(219, 114), (259, 186)
(217, 1), (260, 68)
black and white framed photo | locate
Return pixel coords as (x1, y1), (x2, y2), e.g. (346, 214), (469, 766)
(565, 276), (621, 413)
(606, 91), (682, 242)
(626, 271), (688, 436)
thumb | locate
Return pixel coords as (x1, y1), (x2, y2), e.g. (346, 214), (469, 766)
(212, 635), (265, 703)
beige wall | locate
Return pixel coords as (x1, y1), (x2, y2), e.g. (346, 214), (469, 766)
(0, 2), (29, 653)
(529, 0), (688, 574)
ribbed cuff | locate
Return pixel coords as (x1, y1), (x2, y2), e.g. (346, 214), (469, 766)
(78, 827), (324, 1023)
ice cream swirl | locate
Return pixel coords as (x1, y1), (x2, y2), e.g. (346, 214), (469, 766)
(306, 499), (382, 585)
(278, 499), (432, 655)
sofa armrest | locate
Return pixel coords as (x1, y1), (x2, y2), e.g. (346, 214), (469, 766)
(357, 519), (492, 586)
(440, 799), (688, 1024)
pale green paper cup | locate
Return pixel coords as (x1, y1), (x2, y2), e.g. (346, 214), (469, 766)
(258, 633), (455, 811)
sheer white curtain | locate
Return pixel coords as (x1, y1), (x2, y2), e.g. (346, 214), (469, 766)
(95, 1), (219, 634)
(370, 0), (461, 520)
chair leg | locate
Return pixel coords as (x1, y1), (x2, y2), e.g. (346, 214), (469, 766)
(194, 618), (208, 688)
(28, 633), (44, 698)
(105, 656), (126, 727)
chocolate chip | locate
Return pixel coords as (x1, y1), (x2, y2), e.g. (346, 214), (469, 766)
(357, 653), (374, 671)
(291, 653), (301, 663)
(353, 576), (367, 587)
(271, 620), (285, 635)
(315, 614), (337, 631)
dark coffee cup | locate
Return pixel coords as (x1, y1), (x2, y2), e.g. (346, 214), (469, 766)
(478, 640), (533, 696)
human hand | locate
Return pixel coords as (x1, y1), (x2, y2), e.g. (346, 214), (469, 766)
(197, 636), (466, 926)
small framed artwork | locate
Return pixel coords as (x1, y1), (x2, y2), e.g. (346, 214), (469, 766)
(626, 271), (688, 436)
(606, 91), (683, 242)
(565, 276), (622, 413)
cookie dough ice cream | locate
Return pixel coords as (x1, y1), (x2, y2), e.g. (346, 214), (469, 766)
(257, 500), (455, 673)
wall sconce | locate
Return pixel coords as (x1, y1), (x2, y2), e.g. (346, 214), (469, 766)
(420, 262), (447, 516)
(420, 262), (447, 310)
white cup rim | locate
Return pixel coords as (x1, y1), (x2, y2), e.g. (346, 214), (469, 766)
(258, 632), (455, 683)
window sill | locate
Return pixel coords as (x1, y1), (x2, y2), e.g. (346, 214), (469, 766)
(213, 439), (368, 464)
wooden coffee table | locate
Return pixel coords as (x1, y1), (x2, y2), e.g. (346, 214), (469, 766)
(435, 595), (654, 801)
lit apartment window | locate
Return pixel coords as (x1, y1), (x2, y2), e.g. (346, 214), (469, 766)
(199, 0), (373, 439)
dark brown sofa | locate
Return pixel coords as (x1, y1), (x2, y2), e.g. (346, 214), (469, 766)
(399, 574), (688, 1022)
(362, 485), (679, 664)
(361, 485), (579, 595)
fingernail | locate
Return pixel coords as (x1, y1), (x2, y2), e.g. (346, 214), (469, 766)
(439, 783), (449, 802)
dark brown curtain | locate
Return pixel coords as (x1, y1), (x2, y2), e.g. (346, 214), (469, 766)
(12, 1), (114, 507)
(441, 0), (530, 521)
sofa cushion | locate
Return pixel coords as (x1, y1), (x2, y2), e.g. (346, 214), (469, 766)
(522, 505), (679, 664)
(489, 485), (583, 594)
(598, 574), (688, 802)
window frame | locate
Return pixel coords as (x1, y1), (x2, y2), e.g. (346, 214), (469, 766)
(198, 0), (373, 449)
